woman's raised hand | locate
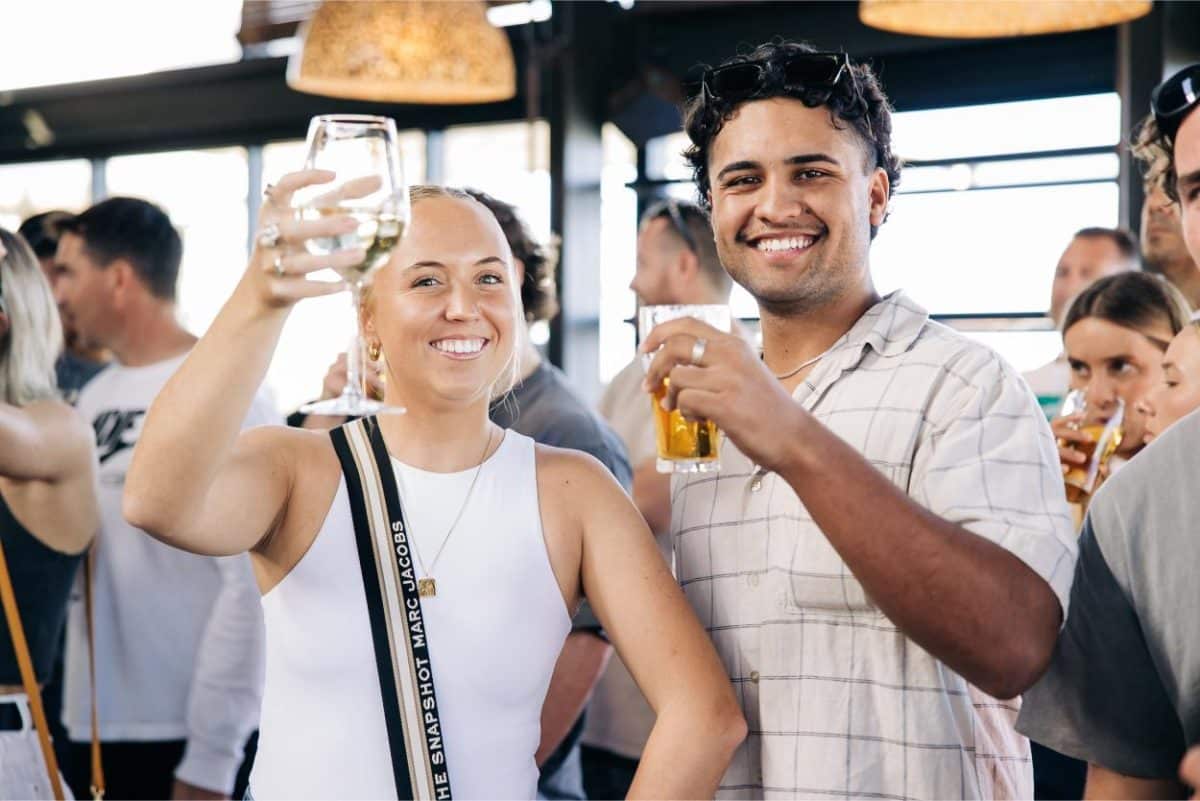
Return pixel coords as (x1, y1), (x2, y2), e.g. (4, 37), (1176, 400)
(248, 169), (366, 309)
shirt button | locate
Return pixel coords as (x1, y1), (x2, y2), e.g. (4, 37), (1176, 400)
(750, 477), (763, 492)
(749, 670), (760, 684)
(748, 573), (760, 587)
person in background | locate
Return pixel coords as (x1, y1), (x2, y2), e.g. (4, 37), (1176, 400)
(1023, 228), (1138, 417)
(0, 228), (97, 799)
(17, 210), (106, 782)
(1018, 61), (1200, 801)
(583, 197), (731, 800)
(1051, 271), (1189, 481)
(1141, 314), (1200, 444)
(19, 211), (109, 401)
(52, 197), (272, 801)
(1031, 276), (1185, 800)
(1135, 113), (1200, 308)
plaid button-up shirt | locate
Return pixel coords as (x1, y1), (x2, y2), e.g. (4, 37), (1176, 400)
(672, 292), (1077, 800)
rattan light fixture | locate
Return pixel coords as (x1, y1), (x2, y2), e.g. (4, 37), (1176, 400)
(287, 0), (516, 104)
(859, 0), (1152, 38)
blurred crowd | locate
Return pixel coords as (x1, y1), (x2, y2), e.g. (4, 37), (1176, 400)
(0, 37), (1198, 801)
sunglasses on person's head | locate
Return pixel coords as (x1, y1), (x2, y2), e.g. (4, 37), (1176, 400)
(690, 51), (850, 103)
(645, 199), (700, 254)
(1152, 63), (1200, 141)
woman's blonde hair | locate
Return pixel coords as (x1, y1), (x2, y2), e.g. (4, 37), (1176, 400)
(0, 228), (62, 405)
(361, 185), (523, 401)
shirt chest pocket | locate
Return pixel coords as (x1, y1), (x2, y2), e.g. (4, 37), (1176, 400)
(782, 527), (878, 614)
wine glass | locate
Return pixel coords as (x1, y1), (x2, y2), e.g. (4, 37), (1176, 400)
(294, 115), (410, 417)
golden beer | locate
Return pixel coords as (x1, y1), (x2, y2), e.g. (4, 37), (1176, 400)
(638, 303), (732, 474)
(651, 379), (720, 469)
(1062, 423), (1123, 503)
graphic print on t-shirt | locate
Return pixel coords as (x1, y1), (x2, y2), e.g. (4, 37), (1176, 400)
(93, 408), (146, 464)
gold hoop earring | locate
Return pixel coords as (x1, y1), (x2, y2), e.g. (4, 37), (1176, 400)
(367, 340), (382, 361)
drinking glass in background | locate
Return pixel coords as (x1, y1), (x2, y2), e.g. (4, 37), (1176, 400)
(1057, 389), (1124, 506)
(638, 304), (732, 474)
(292, 114), (410, 416)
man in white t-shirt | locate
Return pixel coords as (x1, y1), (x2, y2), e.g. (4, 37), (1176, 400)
(1023, 227), (1138, 416)
(53, 198), (274, 800)
(585, 198), (731, 800)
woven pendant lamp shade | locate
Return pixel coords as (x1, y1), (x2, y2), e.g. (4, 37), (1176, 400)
(859, 0), (1151, 38)
(287, 1), (516, 104)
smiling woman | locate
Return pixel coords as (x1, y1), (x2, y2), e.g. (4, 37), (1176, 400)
(120, 178), (745, 800)
(360, 185), (523, 410)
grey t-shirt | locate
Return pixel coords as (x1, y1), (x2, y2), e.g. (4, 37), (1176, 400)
(1017, 409), (1200, 779)
(491, 361), (632, 491)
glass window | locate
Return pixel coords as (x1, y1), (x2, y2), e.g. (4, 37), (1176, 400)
(599, 124), (638, 383)
(873, 182), (1119, 315)
(646, 131), (692, 182)
(105, 147), (259, 390)
(443, 120), (551, 241)
(0, 160), (93, 231)
(0, 0), (242, 91)
(892, 93), (1121, 161)
(900, 153), (1119, 194)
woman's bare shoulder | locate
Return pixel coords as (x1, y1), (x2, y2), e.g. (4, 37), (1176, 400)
(534, 442), (625, 491)
(239, 422), (339, 467)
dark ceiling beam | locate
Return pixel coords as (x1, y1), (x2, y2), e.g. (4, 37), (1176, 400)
(0, 38), (536, 165)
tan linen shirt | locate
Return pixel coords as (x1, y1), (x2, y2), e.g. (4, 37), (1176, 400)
(671, 292), (1077, 800)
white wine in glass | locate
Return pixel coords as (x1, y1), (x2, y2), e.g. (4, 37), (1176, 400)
(292, 115), (410, 417)
(297, 206), (407, 282)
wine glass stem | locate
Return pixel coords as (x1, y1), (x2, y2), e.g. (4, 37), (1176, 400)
(344, 281), (366, 402)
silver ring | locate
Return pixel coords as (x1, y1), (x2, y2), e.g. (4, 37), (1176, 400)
(273, 254), (285, 277)
(256, 222), (281, 250)
(690, 337), (708, 366)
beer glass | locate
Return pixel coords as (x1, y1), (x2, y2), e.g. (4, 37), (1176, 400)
(638, 304), (732, 474)
(1058, 389), (1124, 504)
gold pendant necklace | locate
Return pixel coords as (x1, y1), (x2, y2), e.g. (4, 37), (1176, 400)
(411, 428), (495, 598)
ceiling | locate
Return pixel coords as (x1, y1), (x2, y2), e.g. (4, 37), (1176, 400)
(0, 0), (1190, 164)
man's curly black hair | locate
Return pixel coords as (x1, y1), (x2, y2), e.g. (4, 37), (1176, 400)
(682, 40), (902, 238)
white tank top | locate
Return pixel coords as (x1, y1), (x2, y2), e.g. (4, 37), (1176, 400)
(250, 431), (571, 800)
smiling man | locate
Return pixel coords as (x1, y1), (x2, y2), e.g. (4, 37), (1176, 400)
(639, 41), (1077, 799)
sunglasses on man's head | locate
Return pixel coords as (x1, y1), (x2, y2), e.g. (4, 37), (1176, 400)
(1152, 63), (1200, 141)
(688, 51), (850, 103)
(645, 199), (700, 254)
